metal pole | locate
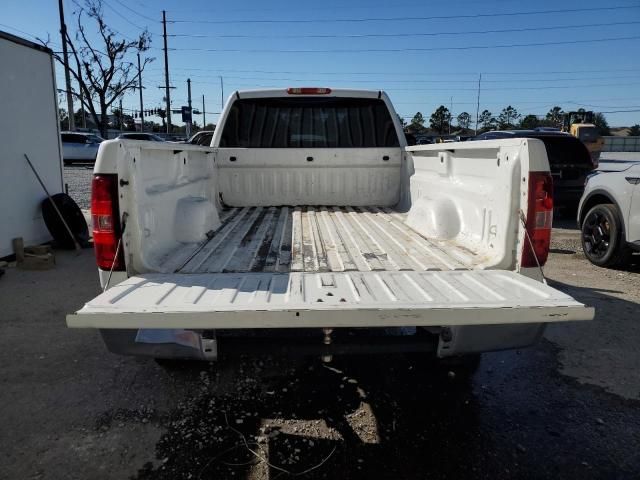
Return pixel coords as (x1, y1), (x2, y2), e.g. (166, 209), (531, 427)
(80, 89), (86, 129)
(162, 10), (172, 134)
(449, 96), (452, 135)
(186, 78), (192, 138)
(23, 154), (81, 252)
(119, 98), (123, 132)
(475, 73), (482, 135)
(202, 94), (206, 128)
(58, 0), (75, 131)
(137, 53), (144, 132)
(220, 76), (224, 110)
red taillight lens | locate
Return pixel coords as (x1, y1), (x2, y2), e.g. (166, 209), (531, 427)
(91, 174), (125, 271)
(521, 172), (553, 268)
(287, 87), (331, 95)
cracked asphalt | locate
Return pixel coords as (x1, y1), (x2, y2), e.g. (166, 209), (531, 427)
(0, 193), (639, 478)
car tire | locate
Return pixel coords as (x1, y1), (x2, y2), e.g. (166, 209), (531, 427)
(581, 203), (630, 267)
(41, 193), (90, 249)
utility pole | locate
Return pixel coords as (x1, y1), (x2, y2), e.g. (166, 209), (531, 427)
(202, 94), (206, 128)
(80, 89), (87, 129)
(119, 98), (123, 133)
(475, 73), (482, 135)
(220, 76), (224, 110)
(186, 78), (192, 138)
(58, 0), (75, 131)
(162, 10), (172, 133)
(137, 53), (144, 132)
(449, 96), (453, 135)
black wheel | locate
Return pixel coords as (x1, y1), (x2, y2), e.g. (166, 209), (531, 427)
(41, 193), (90, 249)
(581, 203), (630, 267)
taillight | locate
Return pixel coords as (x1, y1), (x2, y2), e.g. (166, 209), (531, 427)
(91, 174), (125, 271)
(287, 87), (331, 95)
(521, 172), (553, 268)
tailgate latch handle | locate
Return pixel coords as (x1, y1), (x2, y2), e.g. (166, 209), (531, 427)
(119, 179), (129, 187)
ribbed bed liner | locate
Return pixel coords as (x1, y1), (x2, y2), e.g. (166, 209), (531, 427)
(167, 206), (477, 274)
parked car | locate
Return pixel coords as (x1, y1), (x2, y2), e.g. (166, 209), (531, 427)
(61, 132), (104, 165)
(186, 130), (214, 146)
(578, 162), (640, 267)
(116, 133), (165, 142)
(67, 88), (592, 366)
(472, 130), (595, 211)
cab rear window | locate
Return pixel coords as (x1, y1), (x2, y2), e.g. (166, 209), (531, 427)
(220, 97), (399, 148)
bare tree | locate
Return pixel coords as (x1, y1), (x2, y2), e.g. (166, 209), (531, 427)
(43, 0), (153, 137)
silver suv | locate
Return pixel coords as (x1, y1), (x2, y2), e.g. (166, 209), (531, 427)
(578, 162), (640, 267)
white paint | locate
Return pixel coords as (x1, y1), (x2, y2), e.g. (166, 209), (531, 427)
(68, 270), (592, 329)
(216, 148), (401, 207)
(174, 196), (220, 243)
(579, 162), (640, 243)
(0, 34), (63, 257)
(79, 90), (593, 333)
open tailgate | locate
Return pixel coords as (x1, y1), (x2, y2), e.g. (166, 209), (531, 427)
(67, 271), (593, 329)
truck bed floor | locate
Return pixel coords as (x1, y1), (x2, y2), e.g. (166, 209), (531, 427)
(169, 206), (476, 274)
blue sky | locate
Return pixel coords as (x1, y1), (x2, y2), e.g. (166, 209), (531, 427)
(3, 0), (640, 127)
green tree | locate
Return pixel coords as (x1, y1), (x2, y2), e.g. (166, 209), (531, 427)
(429, 106), (451, 134)
(456, 112), (471, 130)
(545, 106), (564, 127)
(478, 110), (495, 131)
(520, 115), (540, 129)
(498, 106), (520, 130)
(410, 112), (425, 129)
(157, 108), (167, 128)
(593, 112), (610, 136)
(629, 124), (640, 136)
(397, 114), (408, 128)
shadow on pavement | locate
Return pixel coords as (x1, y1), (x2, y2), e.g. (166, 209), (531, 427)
(130, 332), (640, 480)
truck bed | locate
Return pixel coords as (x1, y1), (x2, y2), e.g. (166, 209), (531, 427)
(164, 206), (477, 274)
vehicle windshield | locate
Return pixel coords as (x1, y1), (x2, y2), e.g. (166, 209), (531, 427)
(220, 97), (399, 148)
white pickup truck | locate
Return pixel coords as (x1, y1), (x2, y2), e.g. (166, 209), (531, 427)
(67, 88), (593, 364)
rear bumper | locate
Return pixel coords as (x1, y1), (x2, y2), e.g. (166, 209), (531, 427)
(99, 323), (546, 360)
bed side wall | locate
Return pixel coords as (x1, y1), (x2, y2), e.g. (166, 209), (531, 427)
(404, 139), (543, 270)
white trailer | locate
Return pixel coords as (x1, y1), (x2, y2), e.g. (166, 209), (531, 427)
(0, 31), (64, 257)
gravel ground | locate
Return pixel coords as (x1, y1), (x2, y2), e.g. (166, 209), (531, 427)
(63, 164), (94, 210)
(1, 219), (639, 479)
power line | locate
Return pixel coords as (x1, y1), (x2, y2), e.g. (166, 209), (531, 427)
(216, 81), (640, 91)
(102, 1), (151, 33)
(165, 35), (640, 53)
(169, 5), (639, 24)
(144, 66), (640, 76)
(0, 23), (62, 48)
(168, 20), (640, 39)
(110, 0), (159, 23)
(182, 74), (640, 85)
